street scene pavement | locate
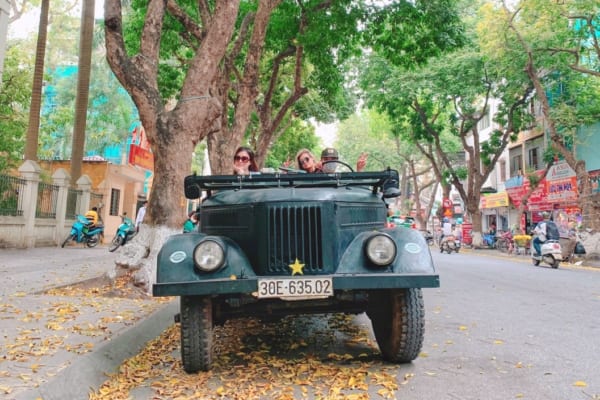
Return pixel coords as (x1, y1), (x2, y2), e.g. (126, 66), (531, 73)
(0, 245), (176, 400)
(1, 244), (599, 400)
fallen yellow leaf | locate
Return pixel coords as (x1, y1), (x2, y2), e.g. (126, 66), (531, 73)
(573, 381), (587, 387)
(493, 340), (504, 345)
(459, 325), (468, 331)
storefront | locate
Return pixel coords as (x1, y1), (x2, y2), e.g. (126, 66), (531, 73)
(505, 161), (581, 236)
(479, 191), (510, 232)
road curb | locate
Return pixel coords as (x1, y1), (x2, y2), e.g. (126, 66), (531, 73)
(16, 299), (178, 400)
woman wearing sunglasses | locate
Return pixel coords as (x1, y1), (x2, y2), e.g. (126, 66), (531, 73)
(233, 146), (259, 175)
(295, 149), (323, 173)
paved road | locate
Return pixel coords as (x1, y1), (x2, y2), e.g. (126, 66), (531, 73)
(0, 245), (175, 400)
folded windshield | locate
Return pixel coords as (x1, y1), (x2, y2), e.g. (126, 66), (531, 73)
(184, 169), (399, 199)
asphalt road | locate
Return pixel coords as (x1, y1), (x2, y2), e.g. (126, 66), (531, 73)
(406, 250), (600, 399)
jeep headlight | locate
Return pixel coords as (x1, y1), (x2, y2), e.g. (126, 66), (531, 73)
(365, 234), (396, 266)
(193, 239), (225, 272)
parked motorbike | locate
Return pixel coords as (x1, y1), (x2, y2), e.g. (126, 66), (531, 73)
(108, 214), (137, 252)
(440, 235), (459, 254)
(531, 236), (562, 268)
(496, 230), (514, 254)
(61, 215), (104, 248)
(421, 230), (434, 246)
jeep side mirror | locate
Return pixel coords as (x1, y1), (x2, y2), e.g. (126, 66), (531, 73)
(382, 178), (400, 199)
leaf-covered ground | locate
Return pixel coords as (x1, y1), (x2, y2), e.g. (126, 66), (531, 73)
(0, 273), (168, 398)
(90, 313), (414, 400)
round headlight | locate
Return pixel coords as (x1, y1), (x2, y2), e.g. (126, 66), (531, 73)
(365, 234), (397, 266)
(193, 240), (225, 272)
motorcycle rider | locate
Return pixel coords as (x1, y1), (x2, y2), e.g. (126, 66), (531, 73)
(440, 217), (452, 245)
(532, 212), (560, 256)
(85, 207), (99, 228)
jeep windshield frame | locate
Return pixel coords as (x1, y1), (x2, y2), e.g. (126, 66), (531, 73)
(184, 169), (400, 199)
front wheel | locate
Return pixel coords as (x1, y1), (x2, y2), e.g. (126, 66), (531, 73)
(180, 296), (213, 373)
(86, 233), (100, 248)
(108, 235), (124, 252)
(496, 239), (508, 253)
(368, 289), (425, 363)
(532, 258), (540, 266)
(551, 258), (560, 269)
(61, 233), (75, 248)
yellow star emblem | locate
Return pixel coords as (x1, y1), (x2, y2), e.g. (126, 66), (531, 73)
(288, 258), (304, 275)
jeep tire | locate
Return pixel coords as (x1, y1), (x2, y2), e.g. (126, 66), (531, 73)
(180, 296), (213, 373)
(368, 288), (424, 363)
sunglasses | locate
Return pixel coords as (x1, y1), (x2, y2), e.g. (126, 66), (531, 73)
(299, 156), (311, 165)
(234, 155), (250, 163)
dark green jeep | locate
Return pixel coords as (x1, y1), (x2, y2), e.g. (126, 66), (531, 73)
(153, 168), (439, 373)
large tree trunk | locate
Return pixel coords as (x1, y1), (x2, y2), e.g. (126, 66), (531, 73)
(24, 0), (49, 162)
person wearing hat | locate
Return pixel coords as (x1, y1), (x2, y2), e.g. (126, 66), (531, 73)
(320, 147), (368, 172)
(532, 211), (560, 256)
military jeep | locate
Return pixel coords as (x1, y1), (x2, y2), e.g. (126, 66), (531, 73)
(153, 168), (439, 373)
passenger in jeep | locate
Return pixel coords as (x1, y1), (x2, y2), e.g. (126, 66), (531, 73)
(233, 146), (259, 175)
(296, 148), (323, 173)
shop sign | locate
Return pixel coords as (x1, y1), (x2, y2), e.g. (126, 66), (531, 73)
(128, 143), (154, 171)
(546, 176), (577, 202)
(479, 192), (509, 209)
(547, 161), (576, 180)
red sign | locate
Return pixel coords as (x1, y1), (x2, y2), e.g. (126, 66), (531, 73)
(442, 198), (452, 209)
(462, 223), (473, 245)
(128, 144), (154, 170)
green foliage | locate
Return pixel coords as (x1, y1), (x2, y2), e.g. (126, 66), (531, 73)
(364, 0), (467, 68)
(0, 43), (33, 173)
(335, 109), (408, 171)
(264, 120), (319, 169)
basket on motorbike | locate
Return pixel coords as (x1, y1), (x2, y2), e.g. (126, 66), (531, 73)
(513, 234), (531, 255)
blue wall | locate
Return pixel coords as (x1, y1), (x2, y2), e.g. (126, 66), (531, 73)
(577, 122), (600, 171)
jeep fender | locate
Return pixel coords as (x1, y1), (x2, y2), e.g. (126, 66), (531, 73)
(337, 226), (435, 274)
(156, 233), (257, 284)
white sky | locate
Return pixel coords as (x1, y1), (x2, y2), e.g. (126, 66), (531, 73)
(313, 121), (338, 147)
(8, 1), (105, 40)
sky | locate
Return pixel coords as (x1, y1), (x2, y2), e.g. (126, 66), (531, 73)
(8, 1), (105, 39)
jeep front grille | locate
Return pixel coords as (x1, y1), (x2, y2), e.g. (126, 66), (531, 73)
(267, 205), (323, 274)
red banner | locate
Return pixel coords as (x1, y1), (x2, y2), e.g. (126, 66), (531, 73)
(128, 144), (154, 170)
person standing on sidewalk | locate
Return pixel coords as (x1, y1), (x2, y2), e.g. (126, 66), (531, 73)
(135, 200), (148, 232)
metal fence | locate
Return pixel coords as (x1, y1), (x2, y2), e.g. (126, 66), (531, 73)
(36, 182), (59, 219)
(0, 175), (26, 216)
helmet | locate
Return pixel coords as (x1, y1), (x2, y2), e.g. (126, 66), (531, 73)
(541, 211), (550, 219)
(443, 217), (449, 223)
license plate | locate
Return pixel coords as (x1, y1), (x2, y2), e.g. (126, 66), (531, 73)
(257, 277), (333, 299)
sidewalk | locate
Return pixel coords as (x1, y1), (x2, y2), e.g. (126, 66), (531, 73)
(459, 244), (600, 268)
(0, 246), (176, 400)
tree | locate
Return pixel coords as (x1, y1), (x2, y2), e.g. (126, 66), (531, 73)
(24, 0), (49, 161)
(104, 0), (466, 289)
(360, 50), (534, 243)
(105, 0), (466, 228)
(336, 109), (439, 229)
(70, 0), (95, 185)
(478, 0), (600, 230)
